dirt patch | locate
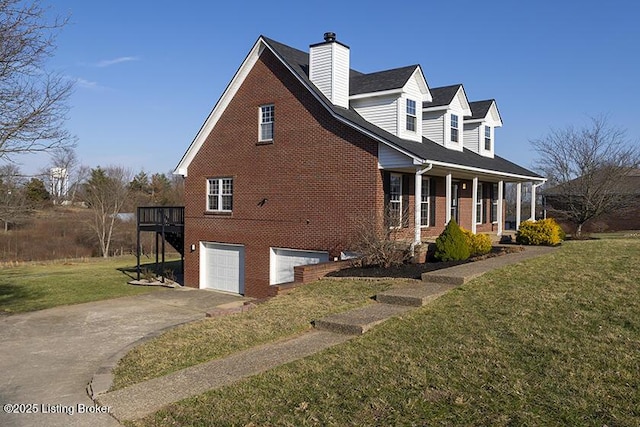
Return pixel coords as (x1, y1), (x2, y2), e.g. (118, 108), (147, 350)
(327, 246), (524, 279)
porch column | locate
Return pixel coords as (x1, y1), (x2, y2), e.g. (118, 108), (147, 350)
(516, 182), (522, 230)
(445, 173), (452, 224)
(471, 177), (478, 234)
(497, 180), (504, 236)
(414, 172), (422, 245)
(531, 181), (544, 221)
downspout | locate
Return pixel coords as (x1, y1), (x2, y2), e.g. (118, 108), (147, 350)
(530, 180), (546, 221)
(412, 163), (433, 254)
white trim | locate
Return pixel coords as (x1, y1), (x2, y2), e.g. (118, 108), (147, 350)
(445, 173), (452, 224)
(414, 164), (433, 246)
(516, 182), (522, 230)
(175, 40), (265, 176)
(471, 177), (478, 233)
(350, 88), (403, 100)
(497, 180), (504, 236)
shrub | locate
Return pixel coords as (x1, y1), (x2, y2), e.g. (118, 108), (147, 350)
(516, 218), (564, 246)
(461, 229), (492, 256)
(435, 219), (471, 261)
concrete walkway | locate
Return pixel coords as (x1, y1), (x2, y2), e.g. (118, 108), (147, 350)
(0, 288), (246, 427)
(96, 245), (556, 423)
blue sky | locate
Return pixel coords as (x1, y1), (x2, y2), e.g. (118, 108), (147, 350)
(22, 0), (640, 176)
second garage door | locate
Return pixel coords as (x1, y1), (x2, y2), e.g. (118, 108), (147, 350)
(270, 248), (329, 285)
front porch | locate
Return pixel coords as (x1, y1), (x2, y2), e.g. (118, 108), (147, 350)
(381, 167), (544, 245)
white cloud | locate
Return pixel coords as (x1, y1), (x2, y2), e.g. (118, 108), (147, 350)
(76, 78), (107, 90)
(95, 56), (139, 67)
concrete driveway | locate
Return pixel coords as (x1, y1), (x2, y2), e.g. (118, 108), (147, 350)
(0, 287), (245, 427)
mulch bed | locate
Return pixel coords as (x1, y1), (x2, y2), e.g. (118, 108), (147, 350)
(327, 245), (525, 279)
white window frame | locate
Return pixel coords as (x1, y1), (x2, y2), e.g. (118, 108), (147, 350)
(389, 173), (402, 228)
(207, 177), (233, 212)
(259, 104), (274, 142)
(476, 183), (483, 224)
(491, 182), (499, 223)
(484, 126), (491, 151)
(406, 99), (416, 132)
(420, 176), (430, 227)
(451, 114), (459, 143)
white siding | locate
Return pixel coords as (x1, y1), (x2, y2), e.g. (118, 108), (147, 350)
(399, 75), (424, 142)
(309, 42), (349, 108)
(479, 125), (495, 158)
(309, 44), (332, 101)
(352, 96), (398, 135)
(422, 110), (444, 145)
(378, 142), (414, 168)
(463, 122), (480, 153)
(332, 43), (350, 108)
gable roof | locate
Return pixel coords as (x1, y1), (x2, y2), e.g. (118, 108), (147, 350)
(468, 100), (494, 119)
(350, 65), (422, 95)
(176, 35), (542, 181)
(422, 84), (462, 108)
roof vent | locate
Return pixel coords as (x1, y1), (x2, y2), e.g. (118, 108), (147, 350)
(323, 32), (336, 42)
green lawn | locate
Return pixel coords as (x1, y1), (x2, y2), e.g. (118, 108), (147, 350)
(128, 238), (640, 427)
(111, 279), (400, 390)
(0, 256), (161, 313)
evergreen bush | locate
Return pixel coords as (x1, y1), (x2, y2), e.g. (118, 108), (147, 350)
(435, 219), (471, 261)
(516, 218), (564, 246)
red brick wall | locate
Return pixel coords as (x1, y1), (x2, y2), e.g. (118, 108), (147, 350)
(183, 48), (382, 298)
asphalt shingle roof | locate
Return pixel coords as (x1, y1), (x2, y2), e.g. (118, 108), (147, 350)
(350, 65), (420, 95)
(468, 100), (494, 120)
(422, 84), (462, 109)
(262, 36), (542, 180)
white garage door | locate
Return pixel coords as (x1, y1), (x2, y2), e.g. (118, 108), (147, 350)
(270, 248), (329, 285)
(200, 242), (244, 294)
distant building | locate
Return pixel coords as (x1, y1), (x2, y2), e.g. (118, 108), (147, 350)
(50, 167), (69, 200)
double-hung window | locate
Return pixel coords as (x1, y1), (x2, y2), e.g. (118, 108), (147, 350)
(476, 183), (483, 224)
(259, 104), (274, 142)
(484, 126), (492, 151)
(406, 99), (416, 132)
(389, 174), (402, 227)
(207, 177), (233, 212)
(420, 177), (430, 226)
(451, 114), (459, 143)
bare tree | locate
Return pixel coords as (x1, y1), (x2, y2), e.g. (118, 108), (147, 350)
(45, 146), (77, 203)
(0, 164), (31, 231)
(82, 166), (132, 257)
(0, 0), (75, 162)
(533, 115), (640, 237)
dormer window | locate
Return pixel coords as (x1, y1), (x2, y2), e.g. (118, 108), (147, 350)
(484, 126), (491, 151)
(451, 114), (459, 143)
(406, 99), (416, 132)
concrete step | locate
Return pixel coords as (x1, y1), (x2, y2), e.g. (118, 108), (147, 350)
(313, 303), (414, 335)
(376, 283), (457, 307)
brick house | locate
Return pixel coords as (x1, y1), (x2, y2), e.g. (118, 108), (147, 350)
(175, 33), (544, 298)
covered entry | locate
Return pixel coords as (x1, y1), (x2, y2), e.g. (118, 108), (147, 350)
(200, 242), (245, 294)
(270, 248), (329, 285)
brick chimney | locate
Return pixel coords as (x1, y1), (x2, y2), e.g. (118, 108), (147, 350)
(309, 32), (350, 109)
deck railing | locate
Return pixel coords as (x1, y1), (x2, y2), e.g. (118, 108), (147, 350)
(137, 206), (184, 226)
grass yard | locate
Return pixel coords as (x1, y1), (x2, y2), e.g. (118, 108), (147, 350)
(128, 238), (640, 427)
(111, 279), (400, 390)
(0, 256), (161, 313)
